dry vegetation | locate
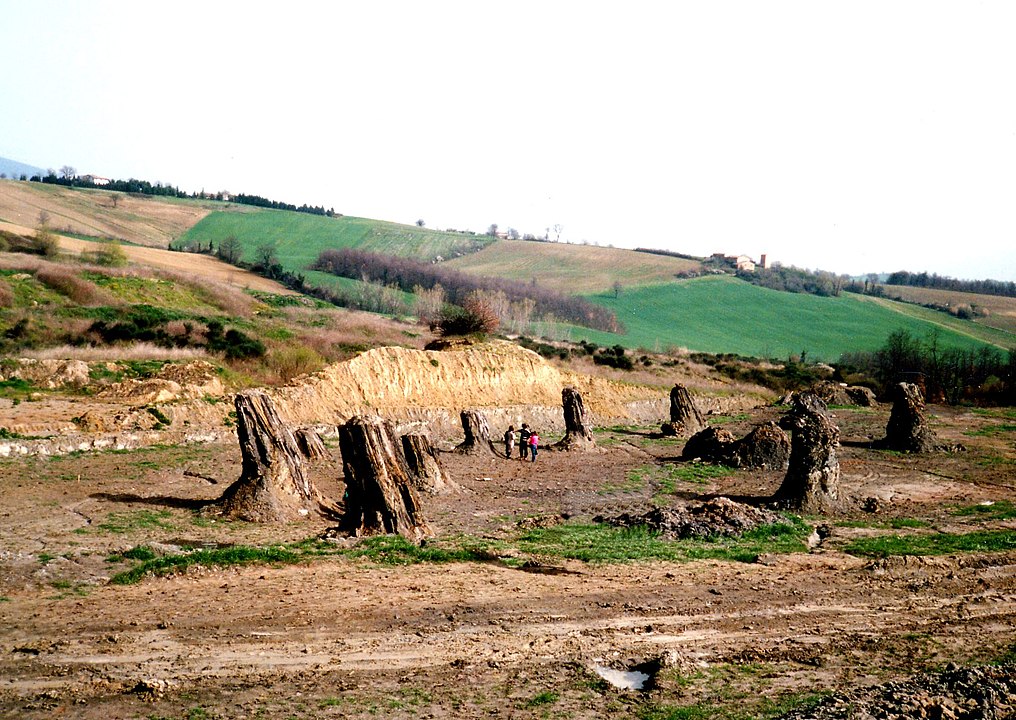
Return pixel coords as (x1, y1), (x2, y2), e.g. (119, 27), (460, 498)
(0, 179), (213, 247)
(880, 283), (1016, 334)
(445, 239), (703, 294)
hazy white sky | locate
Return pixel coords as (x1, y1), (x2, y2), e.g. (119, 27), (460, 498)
(1, 1), (1014, 281)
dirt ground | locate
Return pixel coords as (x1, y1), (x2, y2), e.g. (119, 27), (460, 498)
(0, 401), (1014, 719)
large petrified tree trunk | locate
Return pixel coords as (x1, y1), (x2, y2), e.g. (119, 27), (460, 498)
(215, 391), (324, 522)
(880, 382), (938, 453)
(554, 387), (596, 450)
(338, 415), (432, 540)
(453, 409), (497, 455)
(662, 384), (706, 437)
(773, 392), (841, 513)
(401, 433), (455, 494)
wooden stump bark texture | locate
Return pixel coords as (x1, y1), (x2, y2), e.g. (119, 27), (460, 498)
(338, 415), (432, 541)
(216, 391), (321, 523)
(555, 387), (596, 450)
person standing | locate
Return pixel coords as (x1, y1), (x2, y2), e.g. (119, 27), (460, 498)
(518, 423), (531, 461)
(528, 429), (540, 462)
(503, 425), (515, 459)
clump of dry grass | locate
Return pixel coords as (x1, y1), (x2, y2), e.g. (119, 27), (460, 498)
(34, 266), (111, 306)
(0, 278), (13, 308)
(21, 343), (211, 362)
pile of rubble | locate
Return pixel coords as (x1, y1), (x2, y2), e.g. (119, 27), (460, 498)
(776, 662), (1016, 720)
(595, 497), (786, 539)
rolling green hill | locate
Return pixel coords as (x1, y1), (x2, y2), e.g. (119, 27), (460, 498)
(546, 276), (1012, 361)
(4, 181), (1009, 364)
(178, 209), (491, 266)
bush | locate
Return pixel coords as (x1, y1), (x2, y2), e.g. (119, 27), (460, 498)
(592, 345), (635, 370)
(35, 267), (106, 305)
(436, 295), (499, 337)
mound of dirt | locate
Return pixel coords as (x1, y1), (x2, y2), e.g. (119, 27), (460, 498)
(595, 497), (787, 539)
(776, 662), (1016, 720)
(269, 341), (670, 432)
(0, 359), (90, 389)
(97, 361), (224, 404)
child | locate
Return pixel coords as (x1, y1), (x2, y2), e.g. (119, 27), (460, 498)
(528, 429), (540, 462)
(518, 423), (531, 460)
(503, 425), (515, 459)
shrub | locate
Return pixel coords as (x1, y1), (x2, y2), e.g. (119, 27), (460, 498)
(35, 267), (106, 305)
(0, 279), (13, 308)
(32, 227), (60, 257)
(89, 241), (128, 268)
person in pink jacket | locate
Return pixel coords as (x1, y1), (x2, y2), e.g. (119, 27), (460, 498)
(528, 429), (540, 462)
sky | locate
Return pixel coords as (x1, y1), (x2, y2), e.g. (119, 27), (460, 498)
(1, 1), (1014, 282)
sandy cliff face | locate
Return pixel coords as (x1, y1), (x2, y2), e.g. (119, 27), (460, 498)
(268, 341), (665, 433)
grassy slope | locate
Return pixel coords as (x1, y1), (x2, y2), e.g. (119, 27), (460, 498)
(178, 209), (492, 268)
(445, 240), (702, 294)
(8, 182), (1008, 361)
(878, 284), (1016, 335)
(549, 276), (1007, 361)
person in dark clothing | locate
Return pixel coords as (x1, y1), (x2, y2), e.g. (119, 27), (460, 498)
(503, 425), (515, 459)
(518, 423), (531, 460)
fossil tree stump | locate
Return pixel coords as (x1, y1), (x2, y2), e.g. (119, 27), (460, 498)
(454, 409), (497, 455)
(773, 392), (841, 513)
(401, 433), (455, 494)
(880, 382), (938, 453)
(554, 386), (596, 450)
(729, 421), (791, 470)
(295, 427), (328, 461)
(338, 415), (432, 541)
(215, 391), (324, 522)
(682, 426), (737, 463)
(662, 384), (706, 437)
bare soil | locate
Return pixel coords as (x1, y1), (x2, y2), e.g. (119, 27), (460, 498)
(0, 401), (1014, 719)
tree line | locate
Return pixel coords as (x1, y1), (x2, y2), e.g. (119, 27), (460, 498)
(885, 271), (1016, 299)
(29, 173), (337, 218)
(313, 247), (621, 333)
(840, 329), (1015, 405)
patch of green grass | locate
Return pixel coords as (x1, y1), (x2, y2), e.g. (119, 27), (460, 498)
(640, 691), (829, 720)
(706, 413), (752, 425)
(342, 534), (485, 566)
(0, 596), (9, 602)
(951, 500), (1016, 521)
(37, 552), (55, 564)
(110, 545), (302, 585)
(964, 423), (1016, 438)
(515, 519), (810, 564)
(0, 377), (35, 400)
(843, 529), (1016, 558)
(95, 510), (176, 534)
(522, 690), (559, 708)
(146, 406), (171, 428)
(669, 462), (736, 484)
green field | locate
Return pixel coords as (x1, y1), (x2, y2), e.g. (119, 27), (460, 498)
(177, 209), (494, 272)
(549, 276), (1010, 360)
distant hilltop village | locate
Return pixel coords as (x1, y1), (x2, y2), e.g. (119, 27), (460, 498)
(710, 253), (772, 273)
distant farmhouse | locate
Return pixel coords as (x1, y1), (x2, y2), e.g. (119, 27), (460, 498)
(80, 174), (111, 186)
(710, 253), (771, 272)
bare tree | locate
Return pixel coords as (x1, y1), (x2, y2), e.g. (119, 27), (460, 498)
(59, 165), (76, 179)
(487, 223), (499, 238)
(552, 223), (563, 242)
(217, 234), (244, 265)
(254, 240), (279, 270)
(416, 219), (425, 227)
